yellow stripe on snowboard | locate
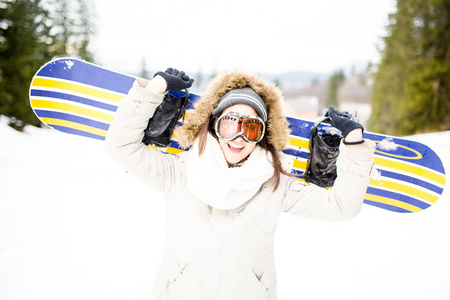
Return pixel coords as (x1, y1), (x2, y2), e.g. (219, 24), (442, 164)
(289, 136), (309, 149)
(364, 193), (422, 213)
(31, 99), (114, 123)
(369, 177), (438, 204)
(32, 77), (124, 103)
(374, 156), (445, 186)
(40, 118), (108, 137)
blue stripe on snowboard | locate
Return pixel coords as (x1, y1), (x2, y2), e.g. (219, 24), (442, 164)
(287, 117), (313, 137)
(36, 59), (135, 94)
(167, 139), (185, 150)
(51, 125), (105, 140)
(366, 186), (431, 210)
(363, 200), (412, 213)
(30, 89), (118, 112)
(290, 169), (305, 177)
(378, 169), (443, 194)
(169, 90), (199, 111)
(283, 148), (309, 159)
(34, 110), (110, 131)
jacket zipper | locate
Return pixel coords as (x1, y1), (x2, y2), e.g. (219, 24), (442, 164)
(215, 209), (229, 299)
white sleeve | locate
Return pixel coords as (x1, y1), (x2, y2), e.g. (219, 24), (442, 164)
(105, 79), (180, 192)
(281, 140), (376, 221)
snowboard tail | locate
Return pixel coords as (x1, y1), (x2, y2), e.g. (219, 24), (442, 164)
(30, 58), (446, 213)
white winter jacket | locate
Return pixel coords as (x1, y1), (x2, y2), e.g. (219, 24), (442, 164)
(105, 79), (376, 300)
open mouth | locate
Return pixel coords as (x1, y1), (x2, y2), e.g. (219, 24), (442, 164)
(228, 143), (244, 153)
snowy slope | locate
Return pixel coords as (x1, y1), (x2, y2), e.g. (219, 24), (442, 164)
(1, 116), (449, 300)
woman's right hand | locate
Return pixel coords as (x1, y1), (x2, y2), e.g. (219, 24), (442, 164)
(145, 74), (168, 94)
(145, 68), (194, 94)
(155, 68), (194, 92)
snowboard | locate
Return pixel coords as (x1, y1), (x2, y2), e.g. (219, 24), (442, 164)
(29, 58), (446, 213)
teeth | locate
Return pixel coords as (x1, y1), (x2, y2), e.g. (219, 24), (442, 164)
(229, 144), (244, 150)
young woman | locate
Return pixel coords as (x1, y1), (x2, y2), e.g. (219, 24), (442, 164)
(105, 68), (376, 299)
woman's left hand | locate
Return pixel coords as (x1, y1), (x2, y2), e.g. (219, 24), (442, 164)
(326, 106), (364, 137)
(326, 106), (365, 146)
(344, 128), (364, 147)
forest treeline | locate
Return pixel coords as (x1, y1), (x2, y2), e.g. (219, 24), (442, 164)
(370, 0), (449, 135)
(0, 0), (94, 130)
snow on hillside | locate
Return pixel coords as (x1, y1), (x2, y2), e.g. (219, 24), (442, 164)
(1, 116), (449, 300)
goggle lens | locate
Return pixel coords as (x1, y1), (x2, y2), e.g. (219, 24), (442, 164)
(218, 115), (241, 139)
(242, 120), (263, 141)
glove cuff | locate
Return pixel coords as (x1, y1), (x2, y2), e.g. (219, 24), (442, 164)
(342, 122), (364, 137)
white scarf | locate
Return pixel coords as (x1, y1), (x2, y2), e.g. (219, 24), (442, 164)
(186, 133), (274, 210)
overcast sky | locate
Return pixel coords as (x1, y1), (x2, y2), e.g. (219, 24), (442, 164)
(90, 0), (397, 76)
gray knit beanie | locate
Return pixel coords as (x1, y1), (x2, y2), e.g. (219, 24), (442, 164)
(211, 87), (268, 122)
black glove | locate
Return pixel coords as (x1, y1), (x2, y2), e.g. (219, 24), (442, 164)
(154, 68), (194, 92)
(326, 106), (363, 137)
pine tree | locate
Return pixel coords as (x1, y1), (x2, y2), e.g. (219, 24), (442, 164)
(195, 68), (203, 90)
(76, 0), (95, 62)
(370, 0), (450, 135)
(48, 0), (94, 61)
(326, 70), (345, 108)
(139, 56), (149, 79)
(0, 0), (57, 129)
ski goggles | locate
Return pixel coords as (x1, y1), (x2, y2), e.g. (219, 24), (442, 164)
(214, 112), (266, 143)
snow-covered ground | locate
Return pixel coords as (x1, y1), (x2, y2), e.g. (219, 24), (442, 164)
(1, 116), (449, 300)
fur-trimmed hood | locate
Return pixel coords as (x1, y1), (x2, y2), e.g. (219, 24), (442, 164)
(174, 71), (291, 151)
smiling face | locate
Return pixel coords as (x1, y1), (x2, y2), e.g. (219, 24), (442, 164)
(217, 104), (258, 165)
